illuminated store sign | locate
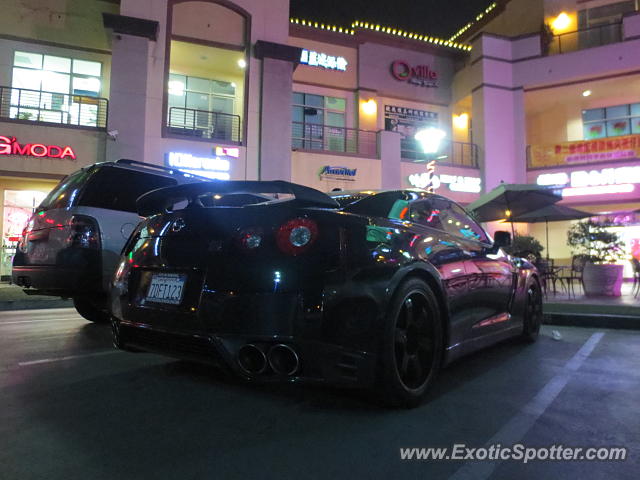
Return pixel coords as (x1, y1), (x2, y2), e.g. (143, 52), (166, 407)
(390, 60), (438, 88)
(536, 165), (640, 196)
(528, 134), (640, 168)
(300, 49), (348, 71)
(408, 172), (482, 193)
(319, 165), (357, 181)
(166, 152), (230, 180)
(0, 135), (76, 159)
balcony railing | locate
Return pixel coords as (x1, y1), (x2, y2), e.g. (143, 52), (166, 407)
(545, 22), (622, 55)
(0, 85), (108, 129)
(168, 107), (241, 143)
(401, 140), (479, 168)
(291, 121), (378, 157)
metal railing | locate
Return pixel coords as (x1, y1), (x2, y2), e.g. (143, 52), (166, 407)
(291, 121), (378, 157)
(545, 22), (622, 55)
(168, 107), (241, 143)
(0, 85), (108, 129)
(401, 139), (479, 167)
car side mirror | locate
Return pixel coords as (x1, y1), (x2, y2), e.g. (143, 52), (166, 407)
(494, 231), (511, 248)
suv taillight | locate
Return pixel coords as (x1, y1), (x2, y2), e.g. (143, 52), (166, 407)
(67, 215), (100, 249)
(276, 218), (318, 256)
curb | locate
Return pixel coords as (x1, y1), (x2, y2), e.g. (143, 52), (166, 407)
(544, 312), (640, 330)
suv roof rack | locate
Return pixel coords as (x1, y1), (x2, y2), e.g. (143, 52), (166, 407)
(115, 158), (209, 180)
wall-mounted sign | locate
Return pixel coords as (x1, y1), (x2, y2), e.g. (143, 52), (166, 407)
(0, 135), (76, 159)
(215, 146), (239, 158)
(528, 134), (640, 168)
(408, 172), (482, 193)
(390, 60), (438, 88)
(385, 105), (438, 139)
(166, 152), (230, 180)
(319, 165), (357, 181)
(300, 49), (348, 71)
(536, 165), (640, 197)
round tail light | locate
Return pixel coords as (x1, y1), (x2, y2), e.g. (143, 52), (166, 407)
(276, 218), (318, 256)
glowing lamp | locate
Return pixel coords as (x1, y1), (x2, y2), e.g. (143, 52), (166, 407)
(551, 12), (571, 33)
(362, 99), (377, 115)
(415, 128), (446, 154)
(453, 113), (469, 129)
(582, 90), (592, 97)
(237, 58), (247, 69)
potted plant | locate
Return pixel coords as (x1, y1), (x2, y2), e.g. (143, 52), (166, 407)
(567, 220), (626, 296)
(505, 235), (544, 263)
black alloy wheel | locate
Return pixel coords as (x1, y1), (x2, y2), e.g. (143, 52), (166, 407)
(522, 281), (543, 342)
(379, 278), (443, 407)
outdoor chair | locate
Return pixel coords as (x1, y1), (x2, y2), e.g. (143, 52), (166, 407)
(557, 255), (589, 298)
(632, 258), (640, 298)
(534, 258), (557, 297)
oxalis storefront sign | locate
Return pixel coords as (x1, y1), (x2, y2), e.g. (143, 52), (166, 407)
(319, 165), (357, 181)
(0, 135), (76, 159)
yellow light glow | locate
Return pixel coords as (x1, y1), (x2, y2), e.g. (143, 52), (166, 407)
(362, 99), (377, 115)
(453, 113), (469, 129)
(582, 90), (592, 97)
(551, 12), (572, 33)
(505, 209), (512, 217)
(237, 58), (246, 69)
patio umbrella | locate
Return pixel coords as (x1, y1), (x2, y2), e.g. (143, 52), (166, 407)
(510, 204), (592, 259)
(467, 183), (563, 235)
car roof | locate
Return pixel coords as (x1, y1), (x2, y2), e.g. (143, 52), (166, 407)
(86, 159), (209, 183)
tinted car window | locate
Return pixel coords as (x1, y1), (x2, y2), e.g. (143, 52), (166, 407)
(409, 199), (443, 230)
(435, 199), (489, 243)
(343, 192), (408, 218)
(38, 168), (93, 211)
(77, 167), (177, 213)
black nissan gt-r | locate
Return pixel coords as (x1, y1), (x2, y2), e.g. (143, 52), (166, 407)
(110, 181), (542, 407)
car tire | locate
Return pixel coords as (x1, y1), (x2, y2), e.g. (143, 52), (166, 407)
(73, 297), (109, 323)
(521, 280), (543, 343)
(377, 278), (443, 408)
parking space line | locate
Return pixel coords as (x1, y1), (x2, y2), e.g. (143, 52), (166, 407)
(17, 350), (119, 366)
(448, 331), (605, 480)
(1, 318), (82, 325)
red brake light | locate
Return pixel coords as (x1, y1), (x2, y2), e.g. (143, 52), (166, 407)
(67, 215), (100, 249)
(276, 218), (318, 256)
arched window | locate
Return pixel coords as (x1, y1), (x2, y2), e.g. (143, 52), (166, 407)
(165, 1), (248, 144)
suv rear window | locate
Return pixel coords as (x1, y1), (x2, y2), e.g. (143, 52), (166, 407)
(38, 169), (93, 211)
(77, 167), (177, 213)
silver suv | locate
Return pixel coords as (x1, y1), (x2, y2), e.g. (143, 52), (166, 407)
(12, 159), (205, 322)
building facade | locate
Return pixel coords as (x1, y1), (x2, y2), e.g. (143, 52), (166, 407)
(0, 0), (639, 275)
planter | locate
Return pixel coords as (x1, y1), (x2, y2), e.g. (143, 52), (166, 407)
(582, 262), (624, 297)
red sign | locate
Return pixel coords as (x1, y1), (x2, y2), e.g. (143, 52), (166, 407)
(0, 136), (76, 160)
(390, 60), (438, 87)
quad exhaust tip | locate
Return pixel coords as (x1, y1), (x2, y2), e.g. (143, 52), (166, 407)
(268, 344), (300, 376)
(237, 344), (267, 375)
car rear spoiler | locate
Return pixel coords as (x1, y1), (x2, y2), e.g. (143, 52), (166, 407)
(136, 180), (340, 216)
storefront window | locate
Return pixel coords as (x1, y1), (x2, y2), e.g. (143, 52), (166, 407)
(1, 190), (48, 277)
(582, 103), (640, 139)
(167, 41), (244, 142)
(10, 51), (102, 127)
(291, 93), (346, 151)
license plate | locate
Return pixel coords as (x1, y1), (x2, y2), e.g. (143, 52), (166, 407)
(145, 273), (186, 305)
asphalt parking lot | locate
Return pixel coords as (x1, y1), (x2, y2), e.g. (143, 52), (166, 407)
(1, 308), (638, 479)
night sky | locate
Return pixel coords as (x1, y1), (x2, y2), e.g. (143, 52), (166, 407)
(290, 0), (495, 39)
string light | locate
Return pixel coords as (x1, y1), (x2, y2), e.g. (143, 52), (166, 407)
(449, 2), (498, 41)
(289, 16), (474, 51)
